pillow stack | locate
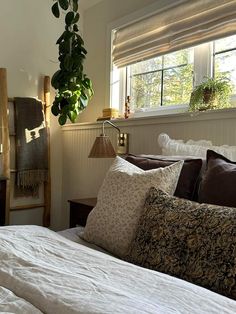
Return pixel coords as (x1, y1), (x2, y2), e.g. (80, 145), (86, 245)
(126, 154), (202, 200)
(82, 148), (236, 299)
(82, 156), (183, 257)
(199, 150), (236, 207)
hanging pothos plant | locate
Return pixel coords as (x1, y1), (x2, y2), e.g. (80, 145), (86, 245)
(51, 0), (94, 125)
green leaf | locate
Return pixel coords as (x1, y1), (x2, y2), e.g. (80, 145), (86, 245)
(56, 32), (65, 44)
(83, 78), (92, 89)
(81, 46), (87, 55)
(75, 34), (84, 45)
(73, 24), (79, 32)
(65, 12), (74, 26)
(68, 110), (77, 123)
(63, 30), (73, 41)
(61, 105), (69, 114)
(52, 2), (60, 18)
(64, 54), (73, 71)
(68, 94), (78, 105)
(73, 0), (78, 12)
(51, 103), (60, 116)
(80, 97), (88, 109)
(73, 13), (80, 23)
(58, 0), (69, 10)
(51, 70), (62, 89)
(59, 114), (67, 125)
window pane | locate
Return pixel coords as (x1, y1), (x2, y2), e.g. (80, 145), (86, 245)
(215, 50), (236, 94)
(129, 48), (193, 109)
(111, 81), (120, 108)
(130, 72), (161, 109)
(110, 67), (120, 109)
(164, 48), (193, 68)
(215, 35), (236, 52)
(130, 56), (162, 75)
(163, 64), (193, 106)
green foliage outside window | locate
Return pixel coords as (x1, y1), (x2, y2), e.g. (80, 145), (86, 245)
(129, 49), (193, 110)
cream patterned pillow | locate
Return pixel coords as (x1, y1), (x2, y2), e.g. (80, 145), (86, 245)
(82, 156), (183, 257)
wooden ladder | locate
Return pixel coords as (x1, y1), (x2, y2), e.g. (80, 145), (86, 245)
(0, 68), (51, 227)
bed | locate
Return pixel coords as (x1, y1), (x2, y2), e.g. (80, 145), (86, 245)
(0, 224), (234, 314)
(1, 135), (236, 313)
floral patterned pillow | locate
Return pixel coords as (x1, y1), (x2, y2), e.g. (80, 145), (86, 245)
(82, 157), (183, 258)
(126, 187), (236, 299)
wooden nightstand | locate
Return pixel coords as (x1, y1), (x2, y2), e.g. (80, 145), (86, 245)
(68, 198), (97, 228)
(0, 177), (7, 226)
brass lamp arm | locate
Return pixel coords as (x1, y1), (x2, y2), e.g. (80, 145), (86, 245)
(102, 120), (120, 136)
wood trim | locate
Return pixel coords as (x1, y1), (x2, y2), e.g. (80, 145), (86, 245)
(43, 76), (51, 227)
(61, 107), (236, 132)
(0, 68), (10, 225)
(10, 203), (45, 211)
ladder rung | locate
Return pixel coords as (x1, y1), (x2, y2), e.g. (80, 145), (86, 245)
(10, 203), (45, 211)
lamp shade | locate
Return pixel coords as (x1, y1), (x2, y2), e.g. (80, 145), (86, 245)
(88, 135), (116, 158)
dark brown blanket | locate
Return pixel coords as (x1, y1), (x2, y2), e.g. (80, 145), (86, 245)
(15, 97), (48, 196)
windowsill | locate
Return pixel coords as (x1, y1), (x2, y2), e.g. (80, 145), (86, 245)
(127, 95), (236, 119)
(130, 104), (188, 118)
(62, 106), (236, 131)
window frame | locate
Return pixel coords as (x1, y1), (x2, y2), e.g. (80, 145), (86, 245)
(107, 4), (236, 118)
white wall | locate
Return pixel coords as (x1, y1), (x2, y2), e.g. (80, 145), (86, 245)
(0, 0), (65, 230)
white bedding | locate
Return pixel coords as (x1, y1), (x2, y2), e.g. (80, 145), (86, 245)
(0, 225), (235, 314)
(58, 226), (109, 254)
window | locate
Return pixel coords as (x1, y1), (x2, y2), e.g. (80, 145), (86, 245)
(213, 35), (236, 94)
(111, 34), (236, 115)
(128, 48), (193, 110)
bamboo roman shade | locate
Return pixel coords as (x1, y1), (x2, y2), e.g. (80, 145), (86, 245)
(113, 0), (236, 68)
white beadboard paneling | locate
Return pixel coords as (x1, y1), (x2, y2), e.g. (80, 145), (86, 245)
(61, 108), (236, 229)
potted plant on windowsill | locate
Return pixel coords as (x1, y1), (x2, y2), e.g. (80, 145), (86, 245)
(189, 77), (232, 112)
(51, 0), (94, 125)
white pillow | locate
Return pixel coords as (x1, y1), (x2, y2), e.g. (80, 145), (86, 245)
(82, 156), (183, 257)
(158, 133), (236, 161)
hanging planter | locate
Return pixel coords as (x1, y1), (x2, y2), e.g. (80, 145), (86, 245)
(189, 77), (232, 112)
(51, 0), (94, 125)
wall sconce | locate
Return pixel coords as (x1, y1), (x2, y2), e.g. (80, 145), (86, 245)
(88, 120), (129, 158)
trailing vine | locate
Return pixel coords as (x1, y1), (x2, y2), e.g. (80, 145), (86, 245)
(51, 0), (94, 125)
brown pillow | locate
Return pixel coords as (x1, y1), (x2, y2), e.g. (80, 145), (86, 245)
(126, 154), (202, 200)
(198, 150), (236, 207)
(126, 187), (236, 299)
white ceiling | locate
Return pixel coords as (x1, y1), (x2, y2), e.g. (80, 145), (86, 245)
(79, 0), (103, 11)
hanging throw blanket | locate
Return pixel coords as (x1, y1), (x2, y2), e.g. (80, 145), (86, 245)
(15, 97), (48, 197)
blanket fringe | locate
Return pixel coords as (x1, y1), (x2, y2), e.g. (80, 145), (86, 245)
(17, 170), (48, 188)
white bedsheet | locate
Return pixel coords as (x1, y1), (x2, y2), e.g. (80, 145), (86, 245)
(0, 286), (43, 313)
(58, 226), (108, 254)
(0, 225), (235, 314)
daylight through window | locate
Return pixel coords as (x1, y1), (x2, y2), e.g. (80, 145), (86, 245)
(111, 34), (236, 115)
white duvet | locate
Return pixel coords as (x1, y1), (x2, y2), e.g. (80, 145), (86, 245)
(0, 225), (235, 314)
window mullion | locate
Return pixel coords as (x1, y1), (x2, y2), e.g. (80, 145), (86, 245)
(194, 42), (212, 87)
(119, 67), (127, 114)
(161, 56), (164, 106)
